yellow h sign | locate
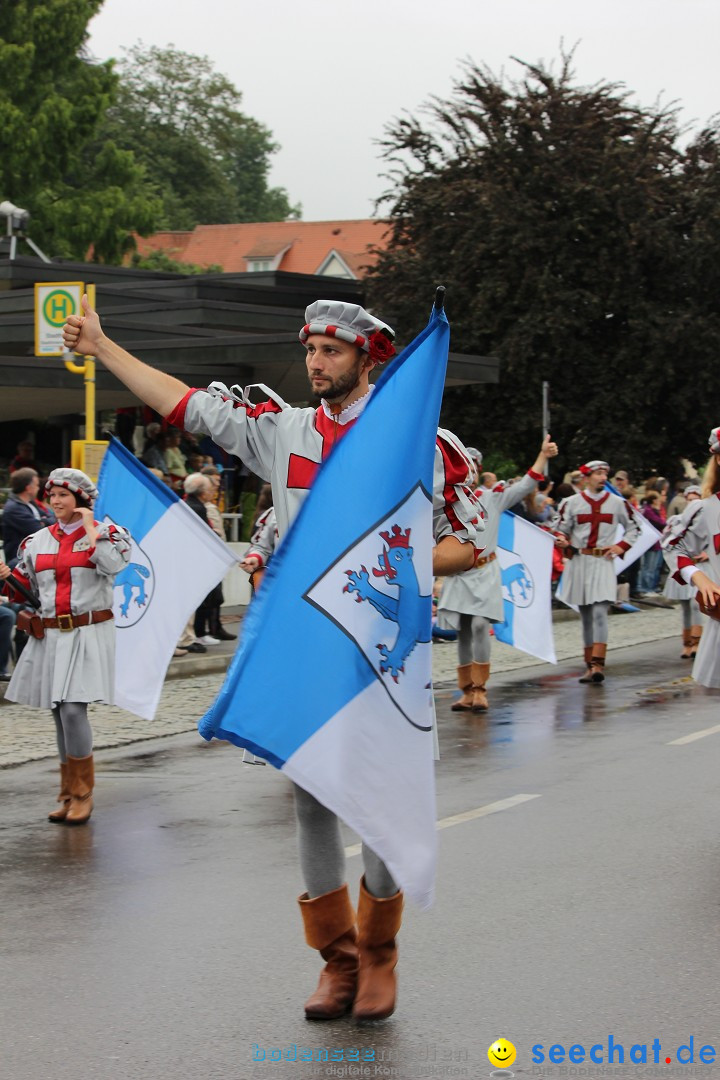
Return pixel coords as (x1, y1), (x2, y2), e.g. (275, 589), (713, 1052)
(34, 281), (84, 355)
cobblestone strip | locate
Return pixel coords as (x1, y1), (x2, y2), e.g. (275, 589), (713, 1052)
(0, 606), (683, 768)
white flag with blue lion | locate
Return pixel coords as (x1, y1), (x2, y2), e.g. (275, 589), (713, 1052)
(494, 511), (557, 664)
(96, 439), (237, 720)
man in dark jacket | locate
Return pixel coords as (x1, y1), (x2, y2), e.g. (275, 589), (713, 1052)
(2, 468), (55, 567)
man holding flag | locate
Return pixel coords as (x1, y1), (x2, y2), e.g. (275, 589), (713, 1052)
(62, 295), (478, 1022)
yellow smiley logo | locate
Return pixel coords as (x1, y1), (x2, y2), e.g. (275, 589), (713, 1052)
(488, 1039), (517, 1068)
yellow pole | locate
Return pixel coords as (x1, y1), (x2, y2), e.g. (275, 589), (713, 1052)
(62, 284), (96, 438)
(84, 284), (96, 441)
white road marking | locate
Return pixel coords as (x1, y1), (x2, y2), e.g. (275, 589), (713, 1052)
(668, 723), (720, 746)
(344, 793), (541, 857)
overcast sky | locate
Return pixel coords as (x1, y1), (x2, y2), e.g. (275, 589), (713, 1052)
(87, 0), (719, 222)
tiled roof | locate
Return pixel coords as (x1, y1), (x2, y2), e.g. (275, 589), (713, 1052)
(134, 219), (391, 277)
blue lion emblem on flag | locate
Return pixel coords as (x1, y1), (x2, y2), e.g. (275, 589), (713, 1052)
(343, 524), (431, 682)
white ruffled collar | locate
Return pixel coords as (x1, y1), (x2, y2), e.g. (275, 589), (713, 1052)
(321, 386), (375, 425)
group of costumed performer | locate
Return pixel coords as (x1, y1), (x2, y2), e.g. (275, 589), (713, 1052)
(437, 434), (559, 711)
(61, 295), (480, 1022)
(0, 469), (131, 823)
(661, 485), (707, 659)
(554, 461), (641, 683)
(663, 427), (720, 687)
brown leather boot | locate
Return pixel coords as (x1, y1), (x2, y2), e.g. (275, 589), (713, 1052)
(690, 625), (703, 658)
(471, 662), (490, 711)
(578, 646), (594, 682)
(353, 876), (403, 1021)
(298, 884), (358, 1020)
(681, 629), (694, 659)
(451, 664), (474, 711)
(65, 754), (94, 825)
(590, 643), (607, 683)
(48, 762), (71, 823)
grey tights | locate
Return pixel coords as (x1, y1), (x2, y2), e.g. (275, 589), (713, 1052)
(680, 597), (701, 629)
(293, 783), (397, 899)
(52, 702), (92, 762)
(457, 614), (492, 665)
(579, 602), (610, 647)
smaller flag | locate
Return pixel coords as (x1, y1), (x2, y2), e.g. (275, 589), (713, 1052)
(96, 439), (237, 720)
(494, 512), (557, 664)
(606, 482), (662, 574)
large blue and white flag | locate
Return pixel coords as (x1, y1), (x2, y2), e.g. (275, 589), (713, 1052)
(199, 305), (454, 909)
(494, 512), (557, 664)
(96, 440), (236, 721)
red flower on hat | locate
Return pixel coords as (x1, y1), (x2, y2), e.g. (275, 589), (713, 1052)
(367, 330), (396, 364)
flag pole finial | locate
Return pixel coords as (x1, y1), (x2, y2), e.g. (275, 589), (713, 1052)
(433, 285), (446, 312)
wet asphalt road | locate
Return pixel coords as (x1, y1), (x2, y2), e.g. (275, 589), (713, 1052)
(3, 637), (720, 1080)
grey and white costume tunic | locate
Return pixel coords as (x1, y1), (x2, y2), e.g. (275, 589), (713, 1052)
(437, 469), (544, 625)
(4, 520), (131, 708)
(247, 507), (278, 568)
(555, 490), (641, 606)
(166, 383), (480, 547)
(662, 503), (708, 601)
(663, 494), (720, 687)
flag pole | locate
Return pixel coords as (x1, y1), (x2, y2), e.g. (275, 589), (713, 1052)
(542, 380), (550, 477)
(433, 285), (446, 313)
(7, 574), (40, 609)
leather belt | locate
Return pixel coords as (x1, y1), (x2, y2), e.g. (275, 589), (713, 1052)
(475, 552), (497, 568)
(580, 547), (608, 558)
(43, 609), (114, 632)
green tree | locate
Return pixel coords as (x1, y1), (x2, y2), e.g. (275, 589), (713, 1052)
(367, 54), (720, 477)
(102, 44), (300, 229)
(0, 1), (160, 262)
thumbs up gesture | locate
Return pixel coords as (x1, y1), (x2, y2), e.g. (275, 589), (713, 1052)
(61, 293), (104, 356)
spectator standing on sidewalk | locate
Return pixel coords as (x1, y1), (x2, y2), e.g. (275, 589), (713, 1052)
(2, 468), (55, 567)
(183, 474), (224, 645)
(200, 466), (236, 642)
(636, 491), (666, 595)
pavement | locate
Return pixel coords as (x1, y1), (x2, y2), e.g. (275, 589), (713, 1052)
(0, 598), (686, 769)
(3, 630), (720, 1080)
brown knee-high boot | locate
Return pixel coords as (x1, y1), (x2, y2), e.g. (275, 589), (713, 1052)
(353, 876), (403, 1021)
(48, 762), (71, 823)
(451, 664), (474, 711)
(681, 628), (694, 659)
(298, 884), (358, 1020)
(590, 643), (607, 683)
(578, 646), (594, 683)
(471, 662), (490, 711)
(65, 754), (94, 825)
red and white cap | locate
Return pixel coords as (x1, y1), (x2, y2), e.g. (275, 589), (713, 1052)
(299, 300), (396, 363)
(709, 426), (720, 454)
(45, 468), (98, 506)
(579, 460), (610, 476)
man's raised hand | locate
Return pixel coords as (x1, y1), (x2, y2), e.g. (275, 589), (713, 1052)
(62, 293), (104, 356)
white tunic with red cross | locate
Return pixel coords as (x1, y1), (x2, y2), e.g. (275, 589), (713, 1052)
(555, 489), (641, 606)
(663, 492), (720, 687)
(166, 383), (479, 547)
(4, 520), (131, 708)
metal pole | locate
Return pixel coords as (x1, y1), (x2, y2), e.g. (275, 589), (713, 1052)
(542, 381), (550, 476)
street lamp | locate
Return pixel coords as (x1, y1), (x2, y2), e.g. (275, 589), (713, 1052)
(0, 200), (50, 262)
